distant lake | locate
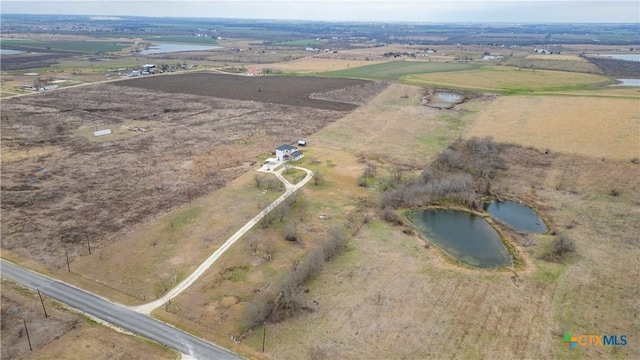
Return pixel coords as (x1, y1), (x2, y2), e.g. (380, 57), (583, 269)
(0, 49), (26, 55)
(617, 79), (640, 86)
(587, 53), (640, 62)
(140, 43), (222, 54)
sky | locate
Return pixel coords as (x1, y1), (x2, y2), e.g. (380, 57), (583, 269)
(1, 0), (639, 23)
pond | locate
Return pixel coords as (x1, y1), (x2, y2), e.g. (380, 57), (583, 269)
(616, 79), (640, 87)
(586, 53), (640, 62)
(0, 49), (25, 55)
(407, 210), (513, 268)
(427, 91), (464, 109)
(139, 43), (222, 54)
(483, 200), (547, 234)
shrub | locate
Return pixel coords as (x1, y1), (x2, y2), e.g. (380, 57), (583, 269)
(538, 234), (575, 263)
(283, 220), (300, 242)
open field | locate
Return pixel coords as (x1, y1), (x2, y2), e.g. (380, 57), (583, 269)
(254, 147), (640, 360)
(272, 39), (327, 46)
(466, 95), (640, 160)
(258, 57), (386, 73)
(312, 83), (486, 167)
(144, 83), (639, 359)
(114, 73), (370, 111)
(1, 279), (178, 359)
(1, 75), (381, 286)
(403, 66), (615, 93)
(502, 55), (603, 74)
(1, 39), (131, 53)
(319, 60), (480, 80)
(141, 36), (219, 44)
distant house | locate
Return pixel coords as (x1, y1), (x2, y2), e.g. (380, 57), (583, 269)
(247, 67), (261, 76)
(275, 144), (303, 162)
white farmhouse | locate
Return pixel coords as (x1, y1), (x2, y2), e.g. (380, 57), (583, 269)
(275, 144), (303, 162)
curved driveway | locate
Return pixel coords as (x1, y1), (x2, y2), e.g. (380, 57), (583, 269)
(133, 165), (313, 314)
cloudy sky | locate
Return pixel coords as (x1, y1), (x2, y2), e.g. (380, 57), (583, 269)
(2, 1), (639, 23)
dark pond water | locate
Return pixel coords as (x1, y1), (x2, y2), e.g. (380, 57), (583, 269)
(407, 210), (513, 268)
(484, 200), (547, 234)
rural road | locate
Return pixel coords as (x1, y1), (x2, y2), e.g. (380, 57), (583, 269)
(133, 165), (313, 315)
(0, 259), (242, 360)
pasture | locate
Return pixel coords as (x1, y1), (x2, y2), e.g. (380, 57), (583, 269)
(403, 66), (614, 93)
(141, 36), (219, 44)
(0, 39), (130, 53)
(319, 61), (479, 80)
(260, 57), (386, 73)
(466, 95), (640, 160)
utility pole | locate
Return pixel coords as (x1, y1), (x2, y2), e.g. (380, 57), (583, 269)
(37, 289), (48, 318)
(65, 250), (70, 272)
(23, 319), (33, 351)
(262, 322), (267, 352)
(86, 234), (91, 255)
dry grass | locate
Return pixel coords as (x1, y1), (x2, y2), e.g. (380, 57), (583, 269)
(150, 147), (370, 357)
(258, 57), (386, 73)
(1, 280), (178, 360)
(312, 83), (479, 168)
(239, 147), (639, 360)
(403, 66), (612, 92)
(69, 170), (283, 304)
(525, 54), (589, 61)
(466, 95), (640, 159)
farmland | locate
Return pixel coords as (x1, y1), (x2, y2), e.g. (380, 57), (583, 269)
(403, 66), (614, 93)
(273, 39), (327, 46)
(0, 39), (130, 53)
(141, 36), (219, 44)
(1, 14), (639, 360)
(114, 73), (370, 111)
(466, 95), (640, 159)
(319, 61), (480, 80)
(1, 74), (383, 282)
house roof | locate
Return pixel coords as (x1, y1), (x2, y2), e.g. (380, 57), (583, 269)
(291, 151), (303, 158)
(276, 144), (297, 151)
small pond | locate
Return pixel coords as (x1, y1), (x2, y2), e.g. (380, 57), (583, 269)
(427, 91), (464, 109)
(484, 200), (547, 234)
(0, 49), (25, 55)
(407, 210), (513, 268)
(586, 53), (640, 62)
(617, 79), (640, 87)
(139, 43), (222, 54)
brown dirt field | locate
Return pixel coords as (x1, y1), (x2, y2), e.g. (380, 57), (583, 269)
(1, 78), (381, 275)
(1, 279), (178, 359)
(113, 72), (371, 111)
(466, 95), (640, 160)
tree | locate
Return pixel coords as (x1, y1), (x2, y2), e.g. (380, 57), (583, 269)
(313, 171), (324, 186)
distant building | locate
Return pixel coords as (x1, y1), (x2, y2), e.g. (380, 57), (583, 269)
(297, 140), (307, 147)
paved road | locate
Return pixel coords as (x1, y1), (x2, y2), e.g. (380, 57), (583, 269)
(134, 165), (313, 314)
(1, 259), (243, 360)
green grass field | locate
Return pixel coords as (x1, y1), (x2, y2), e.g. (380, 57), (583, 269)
(273, 39), (327, 46)
(141, 36), (218, 44)
(402, 65), (614, 93)
(318, 61), (480, 80)
(0, 39), (130, 53)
